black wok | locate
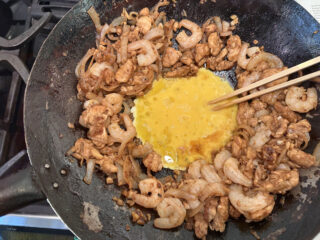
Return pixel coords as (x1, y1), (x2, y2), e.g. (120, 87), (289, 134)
(1, 0), (320, 239)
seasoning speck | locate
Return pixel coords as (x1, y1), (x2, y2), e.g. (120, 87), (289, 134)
(44, 164), (50, 169)
(68, 122), (75, 129)
(126, 224), (130, 231)
(60, 169), (67, 175)
(53, 182), (59, 188)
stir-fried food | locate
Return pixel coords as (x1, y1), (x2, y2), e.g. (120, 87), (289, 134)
(67, 1), (318, 238)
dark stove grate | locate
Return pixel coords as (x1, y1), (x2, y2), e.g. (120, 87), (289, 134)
(31, 0), (79, 20)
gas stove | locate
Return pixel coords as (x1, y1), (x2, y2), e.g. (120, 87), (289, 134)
(0, 0), (78, 238)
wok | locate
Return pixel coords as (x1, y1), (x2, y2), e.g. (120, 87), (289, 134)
(1, 0), (320, 239)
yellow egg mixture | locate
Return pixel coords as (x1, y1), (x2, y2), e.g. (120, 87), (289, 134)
(133, 68), (237, 170)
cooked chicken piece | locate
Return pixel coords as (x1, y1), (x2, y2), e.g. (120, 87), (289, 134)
(203, 197), (218, 222)
(79, 105), (109, 128)
(257, 169), (299, 194)
(87, 125), (109, 144)
(226, 35), (241, 62)
(273, 101), (301, 123)
(287, 148), (315, 168)
(251, 99), (267, 111)
(96, 156), (118, 174)
(115, 59), (134, 83)
(236, 102), (255, 125)
(164, 66), (190, 78)
(180, 50), (194, 65)
(137, 16), (153, 34)
(209, 196), (229, 232)
(194, 213), (208, 239)
(287, 119), (311, 140)
(143, 151), (163, 172)
(232, 135), (247, 158)
(195, 43), (210, 63)
(162, 47), (182, 67)
(69, 138), (103, 161)
(208, 32), (223, 56)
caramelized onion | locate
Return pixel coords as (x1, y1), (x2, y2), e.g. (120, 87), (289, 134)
(75, 48), (95, 78)
(144, 27), (164, 40)
(87, 7), (102, 32)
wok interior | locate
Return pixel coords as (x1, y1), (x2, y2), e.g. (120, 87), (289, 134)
(24, 0), (320, 239)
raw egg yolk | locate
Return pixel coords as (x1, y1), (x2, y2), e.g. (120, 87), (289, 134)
(133, 68), (237, 170)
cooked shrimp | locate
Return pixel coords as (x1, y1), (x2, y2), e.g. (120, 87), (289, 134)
(107, 113), (136, 154)
(285, 86), (318, 113)
(223, 158), (252, 187)
(130, 178), (164, 208)
(229, 184), (275, 221)
(165, 188), (199, 209)
(154, 197), (186, 229)
(214, 150), (232, 171)
(188, 159), (207, 179)
(101, 93), (123, 115)
(128, 40), (158, 66)
(201, 164), (222, 183)
(199, 183), (229, 202)
(237, 42), (250, 69)
(176, 19), (203, 49)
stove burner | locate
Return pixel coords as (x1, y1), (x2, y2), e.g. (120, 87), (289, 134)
(0, 1), (13, 37)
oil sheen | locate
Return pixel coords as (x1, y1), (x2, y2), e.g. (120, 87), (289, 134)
(133, 68), (237, 170)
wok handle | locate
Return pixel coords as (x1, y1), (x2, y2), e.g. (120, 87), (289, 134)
(0, 156), (46, 216)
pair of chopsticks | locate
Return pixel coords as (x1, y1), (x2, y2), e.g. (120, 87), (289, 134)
(209, 56), (320, 111)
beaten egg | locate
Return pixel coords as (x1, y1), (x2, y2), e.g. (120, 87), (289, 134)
(132, 68), (237, 170)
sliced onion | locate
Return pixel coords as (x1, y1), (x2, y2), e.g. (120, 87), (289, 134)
(255, 109), (270, 118)
(75, 48), (95, 78)
(247, 47), (260, 57)
(116, 163), (126, 186)
(213, 16), (222, 33)
(222, 20), (230, 32)
(313, 142), (320, 166)
(120, 25), (130, 64)
(100, 23), (110, 42)
(247, 52), (283, 71)
(83, 159), (96, 185)
(144, 27), (164, 40)
(220, 31), (232, 37)
(111, 16), (126, 27)
(87, 7), (102, 32)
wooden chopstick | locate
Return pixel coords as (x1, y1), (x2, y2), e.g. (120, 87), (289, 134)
(208, 56), (320, 105)
(212, 70), (320, 111)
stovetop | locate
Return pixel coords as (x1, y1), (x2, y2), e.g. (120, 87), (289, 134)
(0, 0), (78, 236)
